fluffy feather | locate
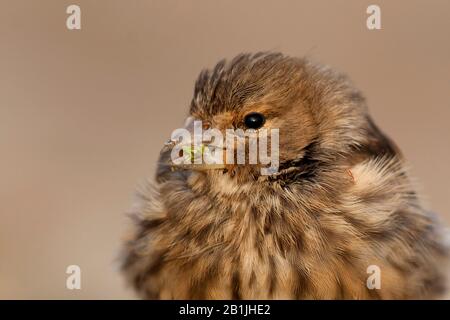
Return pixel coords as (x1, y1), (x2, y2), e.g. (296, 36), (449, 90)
(121, 52), (449, 299)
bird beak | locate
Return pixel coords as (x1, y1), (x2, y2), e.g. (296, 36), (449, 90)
(163, 117), (227, 172)
(164, 141), (226, 172)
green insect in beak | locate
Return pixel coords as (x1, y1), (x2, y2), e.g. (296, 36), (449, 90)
(182, 144), (205, 163)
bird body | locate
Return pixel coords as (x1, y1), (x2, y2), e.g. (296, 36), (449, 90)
(122, 53), (449, 299)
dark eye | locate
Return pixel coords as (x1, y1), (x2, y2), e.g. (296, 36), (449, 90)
(244, 112), (265, 129)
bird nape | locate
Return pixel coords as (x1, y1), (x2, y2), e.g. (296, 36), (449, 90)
(121, 52), (449, 300)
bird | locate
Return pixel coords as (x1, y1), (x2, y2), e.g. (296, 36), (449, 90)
(121, 52), (449, 299)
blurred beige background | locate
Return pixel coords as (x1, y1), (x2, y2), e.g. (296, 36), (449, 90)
(0, 0), (449, 299)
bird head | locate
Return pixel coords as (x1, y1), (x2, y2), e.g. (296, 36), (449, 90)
(157, 52), (396, 187)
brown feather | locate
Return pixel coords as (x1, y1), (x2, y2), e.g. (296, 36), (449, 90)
(121, 52), (449, 299)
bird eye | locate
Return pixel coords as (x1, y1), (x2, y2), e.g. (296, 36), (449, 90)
(244, 112), (265, 129)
